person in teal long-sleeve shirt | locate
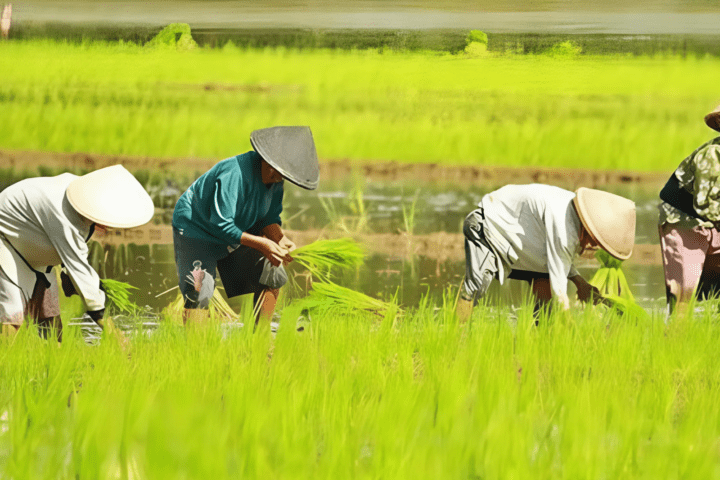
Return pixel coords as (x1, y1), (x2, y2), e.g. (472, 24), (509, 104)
(172, 126), (320, 326)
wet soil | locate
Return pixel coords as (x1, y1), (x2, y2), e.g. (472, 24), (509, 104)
(1, 148), (669, 191)
(95, 225), (662, 266)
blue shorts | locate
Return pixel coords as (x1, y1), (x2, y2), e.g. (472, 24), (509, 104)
(173, 228), (287, 309)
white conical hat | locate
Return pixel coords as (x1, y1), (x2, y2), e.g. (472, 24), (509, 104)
(66, 165), (154, 228)
(573, 187), (636, 260)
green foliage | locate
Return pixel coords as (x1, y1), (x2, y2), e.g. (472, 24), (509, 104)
(291, 280), (399, 317)
(145, 23), (197, 51)
(545, 40), (582, 57)
(464, 41), (488, 57)
(100, 278), (140, 315)
(466, 30), (488, 46)
(0, 40), (718, 170)
(2, 298), (720, 478)
(292, 238), (365, 281)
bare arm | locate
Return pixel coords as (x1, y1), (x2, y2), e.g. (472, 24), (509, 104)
(240, 231), (292, 266)
(261, 224), (296, 255)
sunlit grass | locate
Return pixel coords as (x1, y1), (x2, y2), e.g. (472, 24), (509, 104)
(1, 298), (720, 478)
(1, 40), (719, 170)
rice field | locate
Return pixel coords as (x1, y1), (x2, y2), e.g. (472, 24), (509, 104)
(2, 299), (720, 479)
(4, 26), (720, 479)
(1, 39), (719, 170)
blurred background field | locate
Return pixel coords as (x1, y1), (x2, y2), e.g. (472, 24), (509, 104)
(1, 38), (719, 171)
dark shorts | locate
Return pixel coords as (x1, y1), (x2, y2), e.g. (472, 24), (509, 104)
(173, 228), (287, 309)
(507, 270), (550, 283)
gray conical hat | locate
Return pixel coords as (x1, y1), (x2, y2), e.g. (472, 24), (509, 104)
(66, 165), (155, 228)
(250, 126), (319, 190)
(573, 187), (636, 261)
(705, 105), (720, 132)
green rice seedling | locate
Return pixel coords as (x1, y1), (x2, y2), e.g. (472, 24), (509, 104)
(589, 249), (651, 320)
(292, 237), (365, 282)
(163, 290), (237, 323)
(292, 280), (400, 318)
(590, 249), (634, 301)
(5, 293), (720, 478)
(1, 40), (718, 172)
(100, 278), (139, 316)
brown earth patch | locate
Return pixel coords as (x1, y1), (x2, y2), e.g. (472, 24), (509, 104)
(96, 224), (662, 266)
(1, 148), (669, 190)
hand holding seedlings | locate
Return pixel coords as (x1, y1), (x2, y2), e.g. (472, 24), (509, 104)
(259, 238), (293, 266)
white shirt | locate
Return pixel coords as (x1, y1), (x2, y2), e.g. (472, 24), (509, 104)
(481, 184), (581, 305)
(0, 173), (105, 311)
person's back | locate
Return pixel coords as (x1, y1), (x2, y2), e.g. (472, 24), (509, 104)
(0, 173), (85, 268)
(481, 183), (580, 279)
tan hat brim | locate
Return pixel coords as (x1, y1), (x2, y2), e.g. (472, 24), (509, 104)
(573, 187), (636, 261)
(66, 165), (155, 229)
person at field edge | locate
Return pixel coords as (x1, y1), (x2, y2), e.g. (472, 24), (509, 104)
(0, 165), (155, 337)
(658, 105), (720, 313)
(172, 126), (320, 326)
(456, 184), (636, 321)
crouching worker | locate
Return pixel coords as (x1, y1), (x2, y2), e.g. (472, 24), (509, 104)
(658, 105), (720, 313)
(172, 126), (320, 326)
(456, 184), (636, 321)
(0, 165), (155, 337)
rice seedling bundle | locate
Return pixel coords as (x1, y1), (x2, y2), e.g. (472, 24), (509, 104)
(100, 278), (139, 315)
(293, 280), (399, 318)
(292, 238), (364, 281)
(589, 249), (649, 320)
(590, 249), (634, 300)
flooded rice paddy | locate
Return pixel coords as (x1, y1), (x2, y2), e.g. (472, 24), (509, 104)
(86, 177), (669, 317)
(0, 166), (671, 335)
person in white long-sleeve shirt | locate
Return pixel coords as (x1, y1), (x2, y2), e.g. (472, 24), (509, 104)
(0, 165), (154, 333)
(457, 184), (636, 320)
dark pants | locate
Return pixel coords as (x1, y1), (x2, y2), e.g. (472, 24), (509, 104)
(173, 229), (287, 309)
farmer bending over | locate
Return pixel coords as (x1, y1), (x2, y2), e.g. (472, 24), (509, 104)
(658, 104), (720, 313)
(457, 184), (636, 321)
(0, 165), (155, 336)
(172, 126), (320, 325)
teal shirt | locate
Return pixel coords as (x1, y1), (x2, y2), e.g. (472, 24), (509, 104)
(172, 151), (283, 245)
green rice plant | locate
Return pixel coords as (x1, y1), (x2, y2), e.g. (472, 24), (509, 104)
(100, 278), (139, 316)
(2, 291), (720, 476)
(291, 280), (400, 318)
(163, 290), (237, 323)
(4, 294), (720, 479)
(292, 237), (365, 282)
(401, 189), (420, 236)
(589, 249), (651, 320)
(590, 249), (634, 301)
(0, 40), (717, 171)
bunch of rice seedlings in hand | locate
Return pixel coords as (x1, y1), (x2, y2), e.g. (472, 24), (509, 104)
(590, 249), (634, 300)
(589, 249), (648, 320)
(292, 280), (399, 318)
(292, 238), (365, 282)
(101, 278), (140, 316)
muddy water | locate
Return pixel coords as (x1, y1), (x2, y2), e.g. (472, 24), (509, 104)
(93, 242), (667, 319)
(86, 179), (670, 316)
(0, 168), (670, 319)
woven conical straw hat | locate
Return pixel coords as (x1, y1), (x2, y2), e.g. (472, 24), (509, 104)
(66, 165), (154, 229)
(250, 126), (320, 190)
(573, 187), (636, 260)
(705, 105), (720, 132)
